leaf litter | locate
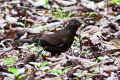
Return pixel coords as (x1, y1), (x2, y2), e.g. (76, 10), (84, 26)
(0, 0), (120, 80)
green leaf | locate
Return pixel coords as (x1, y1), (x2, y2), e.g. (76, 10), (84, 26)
(0, 29), (4, 33)
(116, 15), (120, 20)
(51, 70), (62, 75)
(45, 0), (49, 5)
(56, 9), (63, 18)
(18, 74), (26, 79)
(43, 26), (48, 30)
(2, 72), (15, 79)
(74, 73), (82, 78)
(110, 0), (120, 3)
(42, 62), (48, 67)
(62, 67), (72, 74)
(74, 36), (79, 40)
(88, 12), (94, 18)
(82, 71), (88, 74)
(115, 51), (120, 55)
(16, 68), (25, 76)
(8, 67), (25, 76)
(51, 67), (72, 75)
(86, 76), (92, 80)
(40, 66), (50, 71)
(31, 47), (38, 53)
(40, 62), (49, 70)
(2, 55), (18, 66)
(38, 46), (44, 50)
(26, 43), (36, 48)
(97, 56), (108, 61)
(29, 62), (41, 67)
(17, 22), (25, 27)
(8, 67), (17, 75)
(80, 36), (84, 40)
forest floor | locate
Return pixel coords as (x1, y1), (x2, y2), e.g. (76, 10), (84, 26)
(0, 0), (120, 80)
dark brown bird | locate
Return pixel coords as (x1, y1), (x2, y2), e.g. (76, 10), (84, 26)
(17, 18), (82, 56)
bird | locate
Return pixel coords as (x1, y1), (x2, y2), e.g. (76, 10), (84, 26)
(16, 18), (82, 56)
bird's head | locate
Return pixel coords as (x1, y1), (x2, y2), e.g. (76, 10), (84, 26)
(65, 18), (82, 32)
(71, 18), (82, 26)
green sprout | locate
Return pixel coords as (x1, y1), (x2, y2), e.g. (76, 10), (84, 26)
(96, 56), (109, 63)
(74, 36), (79, 41)
(115, 51), (120, 55)
(74, 71), (88, 78)
(2, 67), (26, 80)
(2, 55), (18, 66)
(17, 22), (25, 27)
(116, 15), (120, 21)
(51, 67), (72, 75)
(0, 29), (4, 33)
(17, 13), (28, 28)
(87, 12), (95, 18)
(30, 62), (50, 71)
(49, 8), (72, 19)
(40, 62), (49, 71)
(110, 0), (120, 3)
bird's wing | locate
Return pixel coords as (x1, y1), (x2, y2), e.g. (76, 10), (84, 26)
(46, 35), (64, 46)
(40, 32), (65, 46)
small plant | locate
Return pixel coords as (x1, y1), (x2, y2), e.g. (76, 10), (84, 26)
(30, 62), (50, 71)
(39, 0), (49, 8)
(17, 22), (25, 27)
(80, 35), (85, 40)
(30, 62), (41, 67)
(40, 62), (50, 71)
(87, 12), (95, 18)
(51, 67), (72, 75)
(2, 55), (18, 66)
(110, 0), (120, 3)
(56, 8), (64, 19)
(73, 36), (80, 46)
(73, 71), (90, 80)
(86, 76), (93, 80)
(115, 51), (120, 55)
(0, 29), (4, 33)
(17, 14), (27, 28)
(31, 46), (43, 53)
(74, 36), (79, 41)
(74, 71), (88, 78)
(97, 56), (109, 61)
(44, 0), (49, 8)
(49, 8), (72, 19)
(40, 62), (48, 69)
(116, 15), (120, 21)
(2, 67), (26, 80)
(74, 71), (93, 80)
(96, 56), (109, 63)
(26, 43), (43, 53)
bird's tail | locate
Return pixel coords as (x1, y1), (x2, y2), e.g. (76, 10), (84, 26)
(15, 36), (40, 43)
(15, 39), (34, 43)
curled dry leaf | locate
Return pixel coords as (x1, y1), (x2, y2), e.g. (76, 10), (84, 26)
(55, 0), (77, 7)
(41, 76), (62, 80)
(102, 65), (120, 72)
(79, 25), (120, 57)
(67, 56), (95, 69)
(63, 4), (94, 13)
